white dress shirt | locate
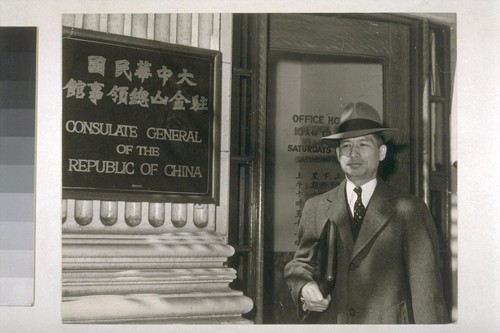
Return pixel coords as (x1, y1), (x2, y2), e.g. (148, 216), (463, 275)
(345, 178), (377, 216)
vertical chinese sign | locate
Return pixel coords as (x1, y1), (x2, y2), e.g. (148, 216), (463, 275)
(62, 28), (221, 203)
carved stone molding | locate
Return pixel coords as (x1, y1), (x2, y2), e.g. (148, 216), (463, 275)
(62, 231), (253, 324)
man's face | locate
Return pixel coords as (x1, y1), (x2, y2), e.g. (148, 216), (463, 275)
(336, 134), (387, 186)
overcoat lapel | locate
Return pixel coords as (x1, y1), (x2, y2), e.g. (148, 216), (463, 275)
(350, 180), (396, 261)
(325, 180), (354, 254)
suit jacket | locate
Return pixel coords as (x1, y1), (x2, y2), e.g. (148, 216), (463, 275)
(284, 179), (448, 324)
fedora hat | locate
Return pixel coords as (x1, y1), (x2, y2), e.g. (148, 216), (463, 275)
(321, 101), (397, 144)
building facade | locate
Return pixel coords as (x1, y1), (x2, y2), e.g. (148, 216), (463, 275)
(61, 13), (457, 324)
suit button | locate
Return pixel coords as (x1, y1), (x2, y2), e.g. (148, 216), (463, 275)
(349, 263), (356, 271)
(348, 308), (356, 316)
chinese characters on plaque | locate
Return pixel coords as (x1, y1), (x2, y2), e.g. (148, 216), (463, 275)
(64, 57), (208, 111)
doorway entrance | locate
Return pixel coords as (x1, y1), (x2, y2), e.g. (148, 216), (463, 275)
(229, 13), (454, 324)
(265, 14), (412, 323)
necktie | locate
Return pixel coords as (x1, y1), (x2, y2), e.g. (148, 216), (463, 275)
(353, 186), (366, 229)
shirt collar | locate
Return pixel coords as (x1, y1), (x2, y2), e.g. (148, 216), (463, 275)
(345, 177), (378, 207)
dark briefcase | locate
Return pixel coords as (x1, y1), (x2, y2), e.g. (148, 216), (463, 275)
(303, 219), (337, 324)
(316, 219), (337, 297)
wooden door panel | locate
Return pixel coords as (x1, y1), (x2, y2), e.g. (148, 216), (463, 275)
(270, 14), (392, 56)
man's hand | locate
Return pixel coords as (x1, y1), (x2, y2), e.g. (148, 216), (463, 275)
(300, 281), (331, 312)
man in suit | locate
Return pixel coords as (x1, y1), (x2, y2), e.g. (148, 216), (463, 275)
(284, 101), (448, 324)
